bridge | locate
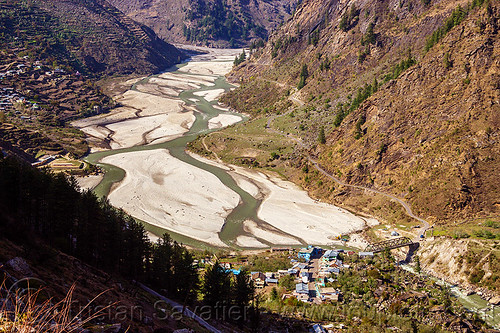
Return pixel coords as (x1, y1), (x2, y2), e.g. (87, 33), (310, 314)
(364, 237), (416, 253)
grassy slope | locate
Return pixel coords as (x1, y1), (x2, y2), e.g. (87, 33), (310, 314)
(0, 237), (210, 332)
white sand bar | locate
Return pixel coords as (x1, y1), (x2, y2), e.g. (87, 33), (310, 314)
(208, 114), (242, 129)
(256, 173), (367, 244)
(75, 174), (103, 191)
(191, 154), (372, 245)
(179, 61), (234, 76)
(158, 72), (216, 86)
(71, 106), (138, 128)
(102, 149), (240, 247)
(243, 220), (301, 245)
(117, 90), (185, 116)
(105, 112), (194, 149)
(194, 89), (225, 102)
(235, 236), (267, 248)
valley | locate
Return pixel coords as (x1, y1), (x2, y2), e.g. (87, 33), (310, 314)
(74, 48), (375, 249)
(0, 0), (498, 331)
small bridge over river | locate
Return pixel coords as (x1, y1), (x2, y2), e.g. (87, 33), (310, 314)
(365, 237), (417, 253)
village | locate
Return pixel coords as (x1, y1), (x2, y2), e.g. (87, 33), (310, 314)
(0, 52), (108, 124)
(0, 48), (114, 160)
(196, 246), (375, 305)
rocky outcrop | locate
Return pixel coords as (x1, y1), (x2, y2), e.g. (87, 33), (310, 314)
(419, 237), (499, 297)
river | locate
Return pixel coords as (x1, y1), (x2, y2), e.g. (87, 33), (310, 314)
(73, 48), (373, 250)
(73, 48), (499, 327)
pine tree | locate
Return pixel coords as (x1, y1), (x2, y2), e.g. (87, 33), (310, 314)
(120, 216), (148, 279)
(298, 64), (309, 89)
(414, 255), (421, 273)
(232, 269), (254, 325)
(270, 287), (278, 301)
(202, 261), (231, 319)
(151, 234), (174, 294)
(172, 242), (199, 303)
(318, 126), (326, 144)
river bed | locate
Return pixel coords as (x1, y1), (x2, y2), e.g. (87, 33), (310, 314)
(73, 48), (374, 249)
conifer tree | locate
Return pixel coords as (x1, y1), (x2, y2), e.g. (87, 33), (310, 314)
(232, 269), (254, 324)
(202, 261), (231, 318)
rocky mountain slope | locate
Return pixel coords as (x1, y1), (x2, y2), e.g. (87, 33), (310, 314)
(0, 0), (186, 159)
(0, 0), (184, 76)
(107, 0), (297, 47)
(220, 0), (499, 226)
(199, 0), (500, 294)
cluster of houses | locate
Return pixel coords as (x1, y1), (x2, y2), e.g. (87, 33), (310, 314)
(197, 245), (376, 305)
(0, 87), (28, 115)
(244, 246), (366, 304)
(0, 55), (85, 122)
(0, 88), (40, 122)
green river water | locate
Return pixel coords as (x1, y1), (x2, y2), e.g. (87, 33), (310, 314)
(83, 61), (498, 327)
(84, 63), (303, 250)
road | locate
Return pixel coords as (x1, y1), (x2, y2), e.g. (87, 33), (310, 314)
(139, 283), (222, 333)
(262, 88), (431, 241)
(307, 158), (430, 240)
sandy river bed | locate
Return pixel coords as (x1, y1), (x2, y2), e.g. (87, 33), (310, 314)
(74, 47), (376, 248)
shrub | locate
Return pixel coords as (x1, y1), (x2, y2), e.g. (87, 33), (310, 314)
(469, 268), (485, 283)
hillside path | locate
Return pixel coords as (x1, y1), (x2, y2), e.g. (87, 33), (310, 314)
(260, 84), (431, 240)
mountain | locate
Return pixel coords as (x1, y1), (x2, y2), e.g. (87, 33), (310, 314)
(220, 0), (499, 226)
(0, 0), (186, 159)
(107, 0), (297, 47)
(199, 0), (500, 294)
(0, 0), (185, 76)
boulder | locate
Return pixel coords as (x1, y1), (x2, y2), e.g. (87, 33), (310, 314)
(488, 296), (500, 305)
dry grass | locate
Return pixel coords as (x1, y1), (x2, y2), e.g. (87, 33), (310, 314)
(0, 279), (112, 333)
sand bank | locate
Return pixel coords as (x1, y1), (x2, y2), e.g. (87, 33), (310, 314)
(235, 235), (268, 248)
(157, 72), (217, 86)
(75, 174), (104, 191)
(208, 114), (242, 129)
(101, 149), (240, 247)
(253, 171), (367, 245)
(105, 112), (194, 149)
(193, 89), (225, 102)
(179, 61), (234, 77)
(243, 220), (302, 245)
(190, 154), (371, 245)
(116, 90), (185, 117)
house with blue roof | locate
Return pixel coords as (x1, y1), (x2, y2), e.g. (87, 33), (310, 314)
(298, 246), (319, 261)
(294, 282), (310, 302)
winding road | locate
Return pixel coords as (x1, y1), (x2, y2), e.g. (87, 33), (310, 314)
(261, 81), (431, 240)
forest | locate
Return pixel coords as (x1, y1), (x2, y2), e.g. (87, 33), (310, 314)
(0, 154), (256, 324)
(183, 0), (266, 46)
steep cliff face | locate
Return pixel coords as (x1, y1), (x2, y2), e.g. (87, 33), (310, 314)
(221, 0), (499, 224)
(108, 0), (297, 46)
